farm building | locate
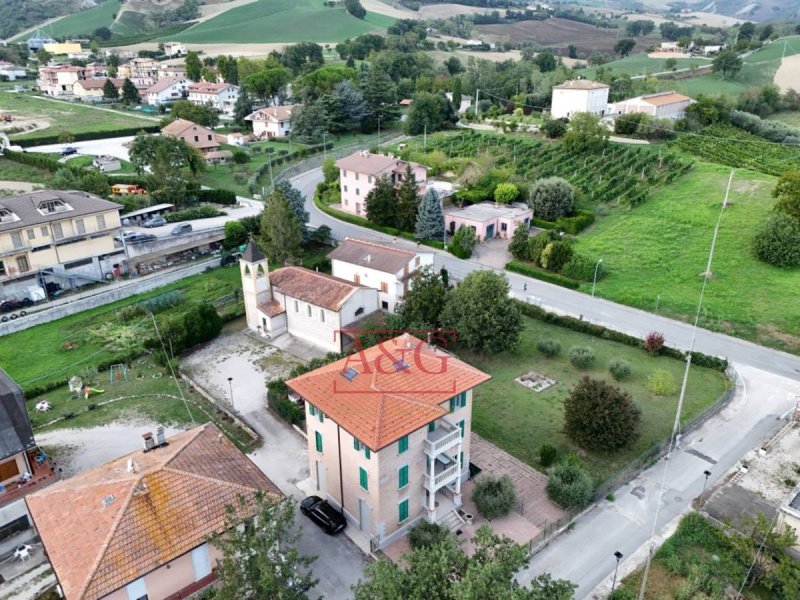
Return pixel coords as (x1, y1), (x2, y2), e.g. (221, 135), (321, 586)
(610, 91), (695, 120)
(444, 202), (532, 242)
(550, 80), (609, 120)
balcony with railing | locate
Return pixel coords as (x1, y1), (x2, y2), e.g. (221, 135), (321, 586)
(0, 450), (57, 509)
(424, 454), (461, 492)
(424, 420), (460, 456)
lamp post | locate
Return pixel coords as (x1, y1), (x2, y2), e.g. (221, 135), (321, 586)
(227, 377), (234, 412)
(702, 469), (712, 493)
(591, 258), (604, 298)
(612, 551), (624, 592)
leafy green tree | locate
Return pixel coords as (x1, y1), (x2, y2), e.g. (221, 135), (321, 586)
(414, 189), (444, 241)
(405, 92), (456, 135)
(121, 78), (141, 105)
(450, 224), (477, 259)
(353, 526), (575, 600)
(685, 94), (731, 126)
(563, 113), (609, 153)
(213, 494), (317, 600)
(494, 182), (518, 204)
(322, 157), (339, 185)
(223, 220), (248, 249)
(395, 164), (420, 232)
(451, 76), (462, 109)
(290, 99), (330, 140)
(398, 266), (448, 328)
(360, 67), (400, 131)
(296, 65), (357, 101)
(281, 42), (324, 76)
(345, 0), (366, 19)
(712, 50), (743, 79)
(542, 118), (567, 139)
(442, 270), (522, 354)
(130, 132), (204, 177)
(245, 67), (291, 105)
(170, 99), (219, 127)
(185, 50), (202, 81)
(324, 79), (367, 131)
(546, 463), (593, 509)
(533, 50), (557, 72)
(773, 170), (800, 221)
(102, 78), (119, 100)
(57, 131), (75, 145)
(528, 177), (574, 221)
(36, 48), (52, 65)
(445, 56), (463, 75)
(365, 175), (397, 227)
(274, 180), (309, 241)
(234, 87), (254, 127)
(613, 39), (636, 57)
(564, 376), (641, 451)
(753, 213), (800, 267)
(259, 188), (302, 265)
(508, 224), (530, 260)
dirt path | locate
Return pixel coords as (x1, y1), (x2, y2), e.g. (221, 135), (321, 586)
(774, 54), (800, 93)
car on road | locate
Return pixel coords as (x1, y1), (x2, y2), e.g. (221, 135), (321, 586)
(127, 233), (158, 244)
(60, 146), (77, 156)
(143, 217), (167, 228)
(114, 230), (138, 243)
(300, 496), (347, 535)
(171, 223), (192, 235)
(1, 298), (32, 313)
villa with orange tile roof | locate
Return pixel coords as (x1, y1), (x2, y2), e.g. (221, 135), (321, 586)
(240, 242), (379, 353)
(286, 333), (491, 549)
(26, 423), (281, 600)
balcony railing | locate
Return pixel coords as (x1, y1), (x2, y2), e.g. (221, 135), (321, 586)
(424, 420), (461, 456)
(424, 462), (460, 492)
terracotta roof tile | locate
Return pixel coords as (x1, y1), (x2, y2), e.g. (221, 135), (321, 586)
(327, 238), (418, 275)
(553, 79), (609, 90)
(258, 300), (285, 317)
(270, 266), (362, 311)
(641, 92), (693, 106)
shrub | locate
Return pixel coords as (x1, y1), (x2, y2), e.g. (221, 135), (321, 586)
(608, 359), (632, 381)
(537, 339), (561, 357)
(472, 475), (517, 520)
(540, 443), (558, 467)
(564, 377), (641, 451)
(493, 182), (519, 204)
(232, 150), (250, 164)
(196, 188), (237, 205)
(553, 211), (595, 235)
(273, 395), (304, 425)
(569, 346), (596, 369)
(540, 241), (574, 273)
(528, 177), (574, 221)
(505, 261), (580, 290)
(561, 255), (605, 282)
(450, 224), (477, 258)
(542, 118), (567, 139)
(752, 213), (800, 267)
(648, 369), (678, 396)
(608, 588), (637, 600)
(508, 225), (530, 260)
(165, 205), (224, 222)
(644, 331), (665, 354)
(546, 463), (593, 509)
(409, 521), (451, 550)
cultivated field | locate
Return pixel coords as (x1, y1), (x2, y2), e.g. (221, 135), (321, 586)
(18, 0), (120, 40)
(584, 52), (712, 77)
(477, 18), (631, 56)
(418, 3), (505, 18)
(774, 54), (800, 92)
(169, 0), (395, 44)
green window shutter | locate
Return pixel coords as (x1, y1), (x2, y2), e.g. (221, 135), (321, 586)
(309, 405), (316, 416)
(398, 435), (408, 454)
(399, 465), (408, 489)
(460, 451), (464, 467)
(365, 447), (371, 460)
(353, 438), (360, 451)
(449, 397), (455, 412)
(458, 420), (465, 438)
(315, 431), (323, 453)
(399, 499), (409, 522)
(318, 411), (324, 423)
(428, 422), (435, 433)
(460, 392), (467, 408)
(359, 467), (368, 490)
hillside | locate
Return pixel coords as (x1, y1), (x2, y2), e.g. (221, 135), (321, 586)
(1, 0), (83, 40)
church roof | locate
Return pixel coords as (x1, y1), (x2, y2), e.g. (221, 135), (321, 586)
(242, 241), (265, 263)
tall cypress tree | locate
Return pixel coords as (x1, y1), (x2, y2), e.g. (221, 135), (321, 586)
(451, 77), (462, 112)
(102, 78), (119, 100)
(414, 189), (444, 241)
(365, 175), (397, 227)
(396, 164), (420, 233)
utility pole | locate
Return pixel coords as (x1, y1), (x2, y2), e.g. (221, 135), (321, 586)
(424, 122), (427, 150)
(475, 88), (480, 120)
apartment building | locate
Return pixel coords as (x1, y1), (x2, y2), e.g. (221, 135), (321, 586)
(187, 82), (239, 117)
(287, 333), (491, 549)
(161, 118), (232, 164)
(0, 190), (123, 297)
(145, 76), (192, 106)
(328, 238), (434, 312)
(117, 57), (160, 87)
(37, 64), (86, 97)
(335, 151), (428, 217)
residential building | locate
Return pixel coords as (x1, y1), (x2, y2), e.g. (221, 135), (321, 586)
(610, 91), (695, 120)
(117, 57), (160, 87)
(245, 105), (296, 139)
(27, 423), (282, 600)
(286, 333), (491, 549)
(187, 82), (239, 117)
(145, 76), (192, 106)
(335, 151), (429, 217)
(37, 64), (86, 97)
(163, 41), (188, 57)
(328, 238), (434, 312)
(0, 61), (27, 81)
(158, 63), (188, 79)
(71, 78), (123, 101)
(42, 42), (82, 55)
(0, 369), (57, 540)
(550, 79), (610, 120)
(161, 118), (232, 165)
(0, 190), (123, 297)
(83, 62), (108, 79)
(700, 44), (724, 55)
(445, 91), (473, 114)
(240, 242), (379, 353)
(444, 202), (532, 241)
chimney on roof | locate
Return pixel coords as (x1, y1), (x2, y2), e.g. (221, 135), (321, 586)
(127, 458), (139, 473)
(365, 254), (371, 264)
(156, 426), (166, 447)
(142, 432), (156, 452)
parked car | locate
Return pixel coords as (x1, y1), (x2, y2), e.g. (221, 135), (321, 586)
(300, 496), (347, 535)
(143, 216), (167, 228)
(220, 252), (242, 267)
(59, 146), (77, 156)
(0, 298), (32, 314)
(114, 230), (138, 243)
(128, 233), (158, 244)
(171, 223), (192, 236)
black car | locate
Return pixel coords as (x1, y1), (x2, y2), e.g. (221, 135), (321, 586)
(60, 146), (77, 156)
(128, 233), (158, 244)
(1, 298), (32, 313)
(300, 496), (347, 535)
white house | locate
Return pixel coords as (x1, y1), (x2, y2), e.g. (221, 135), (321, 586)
(328, 238), (434, 313)
(245, 105), (296, 139)
(240, 242), (379, 354)
(0, 62), (27, 81)
(163, 42), (187, 58)
(445, 92), (473, 114)
(610, 91), (694, 120)
(145, 77), (192, 106)
(187, 82), (239, 117)
(550, 79), (610, 120)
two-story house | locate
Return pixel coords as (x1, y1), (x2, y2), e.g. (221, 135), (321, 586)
(37, 65), (86, 97)
(0, 190), (123, 297)
(245, 105), (296, 139)
(328, 238), (434, 312)
(187, 82), (239, 117)
(550, 79), (609, 120)
(117, 57), (160, 87)
(160, 118), (232, 165)
(71, 78), (124, 102)
(287, 333), (491, 549)
(145, 76), (192, 106)
(335, 151), (428, 218)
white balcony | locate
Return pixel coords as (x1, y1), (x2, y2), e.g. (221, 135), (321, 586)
(424, 420), (460, 456)
(424, 460), (460, 492)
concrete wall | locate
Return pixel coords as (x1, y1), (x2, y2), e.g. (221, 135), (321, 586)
(275, 291), (344, 354)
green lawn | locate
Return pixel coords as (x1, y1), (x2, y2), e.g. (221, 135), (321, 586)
(574, 162), (800, 352)
(769, 111), (800, 128)
(33, 0), (120, 40)
(198, 140), (303, 196)
(0, 157), (51, 183)
(169, 0), (395, 43)
(584, 53), (712, 78)
(465, 316), (728, 486)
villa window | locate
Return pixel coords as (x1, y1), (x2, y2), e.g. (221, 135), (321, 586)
(97, 214), (106, 230)
(359, 467), (368, 491)
(52, 223), (63, 239)
(10, 231), (23, 249)
(398, 465), (409, 489)
(16, 256), (29, 273)
(75, 218), (86, 235)
(458, 420), (465, 438)
(26, 229), (35, 241)
(398, 499), (409, 523)
(315, 431), (323, 453)
(398, 435), (408, 454)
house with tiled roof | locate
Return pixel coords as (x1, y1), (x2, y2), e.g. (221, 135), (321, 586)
(328, 238), (434, 312)
(145, 76), (192, 107)
(241, 242), (379, 353)
(550, 79), (610, 120)
(286, 333), (491, 549)
(26, 423), (282, 600)
(187, 82), (239, 117)
(245, 105), (297, 139)
(610, 91), (695, 120)
(161, 119), (232, 165)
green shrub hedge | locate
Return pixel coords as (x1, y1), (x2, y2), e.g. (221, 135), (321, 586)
(165, 205), (224, 222)
(195, 188), (237, 206)
(505, 261), (580, 290)
(472, 475), (517, 520)
(3, 150), (80, 174)
(409, 522), (452, 550)
(14, 125), (160, 148)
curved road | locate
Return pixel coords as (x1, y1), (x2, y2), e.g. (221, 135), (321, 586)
(292, 167), (800, 380)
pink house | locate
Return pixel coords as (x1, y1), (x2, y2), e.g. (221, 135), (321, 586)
(335, 151), (428, 217)
(444, 202), (533, 241)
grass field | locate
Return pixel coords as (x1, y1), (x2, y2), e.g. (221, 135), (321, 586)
(769, 111), (800, 128)
(169, 0), (395, 43)
(465, 316), (728, 486)
(34, 0), (120, 40)
(0, 157), (51, 183)
(574, 162), (800, 352)
(584, 53), (712, 78)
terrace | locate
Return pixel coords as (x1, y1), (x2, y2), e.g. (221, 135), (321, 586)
(0, 450), (57, 509)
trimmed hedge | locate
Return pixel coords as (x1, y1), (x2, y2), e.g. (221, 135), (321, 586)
(505, 261), (580, 290)
(196, 188), (237, 206)
(14, 125), (160, 148)
(514, 301), (729, 372)
(3, 149), (80, 174)
(164, 205), (224, 222)
(533, 210), (595, 235)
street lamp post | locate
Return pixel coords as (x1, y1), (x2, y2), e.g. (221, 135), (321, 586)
(592, 258), (604, 298)
(702, 469), (712, 493)
(227, 377), (234, 412)
(612, 551), (624, 592)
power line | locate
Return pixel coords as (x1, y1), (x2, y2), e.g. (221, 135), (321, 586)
(148, 312), (196, 426)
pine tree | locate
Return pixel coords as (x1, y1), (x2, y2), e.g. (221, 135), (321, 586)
(185, 51), (202, 81)
(234, 87), (254, 127)
(274, 180), (309, 241)
(121, 78), (140, 105)
(451, 77), (462, 112)
(365, 175), (397, 227)
(102, 78), (119, 100)
(414, 189), (444, 241)
(259, 188), (302, 265)
(360, 67), (400, 131)
(396, 164), (420, 232)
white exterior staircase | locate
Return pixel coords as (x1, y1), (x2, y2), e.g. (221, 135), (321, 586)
(439, 509), (466, 534)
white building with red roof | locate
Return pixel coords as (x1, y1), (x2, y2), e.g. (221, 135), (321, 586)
(187, 82), (239, 117)
(550, 79), (610, 120)
(610, 91), (695, 120)
(245, 105), (296, 139)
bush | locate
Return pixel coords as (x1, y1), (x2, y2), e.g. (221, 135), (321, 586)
(195, 188), (237, 206)
(450, 224), (477, 259)
(553, 211), (595, 235)
(273, 395), (304, 425)
(14, 125), (160, 148)
(561, 254), (605, 282)
(608, 588), (637, 600)
(409, 521), (451, 550)
(537, 339), (561, 357)
(569, 346), (596, 369)
(540, 443), (558, 467)
(644, 331), (665, 354)
(608, 359), (632, 381)
(540, 241), (574, 273)
(542, 118), (567, 139)
(493, 182), (519, 204)
(564, 377), (641, 451)
(165, 205), (224, 222)
(528, 177), (574, 221)
(472, 475), (517, 520)
(648, 369), (678, 396)
(752, 213), (800, 267)
(546, 463), (593, 509)
(505, 261), (580, 290)
(232, 150), (250, 164)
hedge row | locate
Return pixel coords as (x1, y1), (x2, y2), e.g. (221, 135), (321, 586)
(196, 188), (237, 206)
(514, 301), (729, 372)
(164, 205), (224, 223)
(506, 261), (580, 290)
(3, 150), (79, 174)
(15, 125), (160, 148)
(533, 211), (595, 235)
